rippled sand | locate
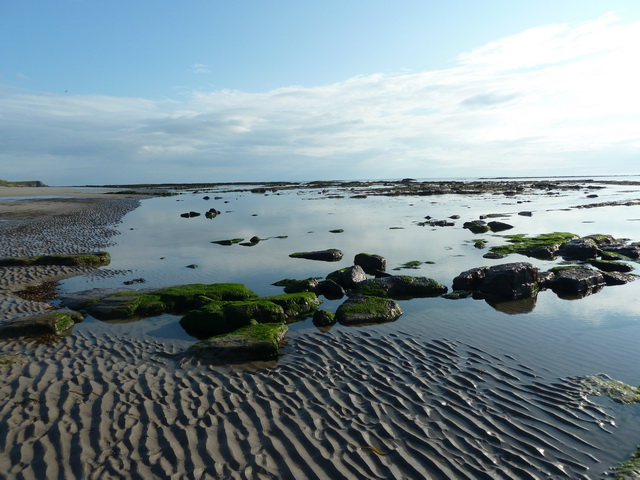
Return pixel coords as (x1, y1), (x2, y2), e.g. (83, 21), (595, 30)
(0, 329), (618, 479)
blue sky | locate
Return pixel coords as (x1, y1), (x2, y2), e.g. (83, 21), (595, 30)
(1, 1), (639, 185)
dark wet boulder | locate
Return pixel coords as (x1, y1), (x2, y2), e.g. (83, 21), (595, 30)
(488, 221), (513, 232)
(538, 271), (556, 289)
(289, 249), (343, 262)
(353, 275), (448, 299)
(316, 279), (346, 299)
(326, 265), (366, 289)
(479, 262), (538, 300)
(547, 267), (605, 297)
(354, 253), (386, 273)
(185, 321), (288, 363)
(558, 238), (599, 260)
(335, 294), (403, 326)
(0, 310), (83, 338)
(463, 220), (490, 234)
(452, 267), (488, 291)
(312, 310), (336, 327)
(584, 234), (617, 247)
(452, 263), (539, 300)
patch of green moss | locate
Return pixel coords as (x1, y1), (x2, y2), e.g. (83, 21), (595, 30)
(489, 232), (578, 259)
(40, 312), (76, 335)
(262, 292), (321, 317)
(589, 259), (634, 273)
(611, 446), (640, 479)
(155, 283), (257, 310)
(393, 260), (422, 270)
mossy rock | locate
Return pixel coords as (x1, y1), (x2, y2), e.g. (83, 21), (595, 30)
(589, 259), (634, 273)
(211, 238), (244, 245)
(335, 294), (403, 326)
(612, 447), (640, 479)
(272, 278), (320, 293)
(180, 300), (284, 337)
(489, 232), (578, 259)
(84, 283), (258, 320)
(0, 310), (80, 338)
(580, 375), (640, 404)
(262, 292), (321, 317)
(185, 321), (288, 363)
(0, 252), (110, 267)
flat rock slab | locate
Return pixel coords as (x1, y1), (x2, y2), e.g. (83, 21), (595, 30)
(185, 323), (288, 363)
(0, 310), (82, 338)
(354, 275), (448, 299)
(289, 249), (343, 261)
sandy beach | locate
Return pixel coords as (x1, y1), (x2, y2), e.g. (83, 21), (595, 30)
(1, 184), (639, 479)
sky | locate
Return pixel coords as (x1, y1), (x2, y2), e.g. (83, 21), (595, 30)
(1, 1), (639, 185)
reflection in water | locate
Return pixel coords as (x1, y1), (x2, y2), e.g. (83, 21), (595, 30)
(486, 295), (538, 314)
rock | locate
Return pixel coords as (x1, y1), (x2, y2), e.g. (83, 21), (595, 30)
(0, 252), (110, 267)
(312, 310), (336, 327)
(0, 310), (82, 338)
(335, 295), (403, 326)
(326, 265), (366, 289)
(289, 249), (343, 261)
(262, 292), (321, 318)
(212, 238), (244, 245)
(487, 221), (513, 232)
(478, 263), (539, 300)
(601, 271), (637, 286)
(354, 253), (386, 273)
(558, 238), (599, 260)
(442, 290), (472, 300)
(538, 271), (556, 289)
(588, 259), (634, 273)
(186, 264), (198, 269)
(463, 220), (490, 234)
(452, 263), (539, 300)
(180, 300), (286, 337)
(518, 211), (533, 217)
(185, 321), (288, 363)
(72, 283), (258, 320)
(548, 267), (605, 297)
(205, 209), (220, 219)
(353, 275), (448, 299)
(488, 232), (578, 260)
(273, 278), (319, 294)
(452, 267), (488, 291)
(317, 279), (346, 299)
(602, 245), (640, 259)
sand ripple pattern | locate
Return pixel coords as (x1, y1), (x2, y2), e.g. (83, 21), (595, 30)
(0, 329), (619, 479)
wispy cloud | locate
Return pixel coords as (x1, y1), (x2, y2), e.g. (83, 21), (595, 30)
(1, 14), (638, 184)
(193, 63), (211, 74)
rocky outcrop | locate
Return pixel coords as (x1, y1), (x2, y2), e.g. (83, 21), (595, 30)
(452, 263), (539, 300)
(0, 252), (110, 267)
(335, 295), (402, 325)
(312, 310), (336, 327)
(558, 238), (599, 259)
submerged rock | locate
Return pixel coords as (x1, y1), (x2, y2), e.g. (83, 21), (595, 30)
(463, 220), (490, 234)
(487, 221), (514, 232)
(335, 294), (403, 325)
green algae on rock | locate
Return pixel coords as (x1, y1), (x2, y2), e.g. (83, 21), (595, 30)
(353, 275), (448, 299)
(261, 292), (321, 318)
(335, 294), (403, 325)
(83, 283), (258, 320)
(0, 310), (82, 338)
(0, 252), (111, 267)
(487, 232), (579, 259)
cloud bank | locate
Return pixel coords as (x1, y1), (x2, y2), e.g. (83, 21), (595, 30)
(1, 14), (638, 185)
